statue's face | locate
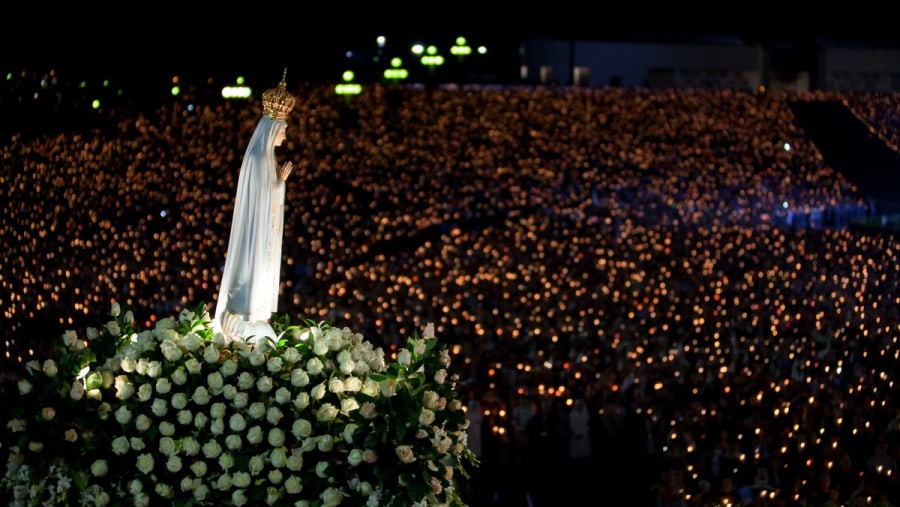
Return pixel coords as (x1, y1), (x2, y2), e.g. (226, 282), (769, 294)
(274, 126), (287, 147)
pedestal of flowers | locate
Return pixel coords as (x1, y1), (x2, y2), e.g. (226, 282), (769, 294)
(0, 302), (479, 506)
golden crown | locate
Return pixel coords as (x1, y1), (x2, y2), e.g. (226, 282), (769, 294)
(262, 68), (295, 121)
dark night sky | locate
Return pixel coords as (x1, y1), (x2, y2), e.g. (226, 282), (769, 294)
(4, 5), (896, 86)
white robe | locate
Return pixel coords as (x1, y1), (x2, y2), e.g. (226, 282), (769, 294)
(215, 116), (287, 341)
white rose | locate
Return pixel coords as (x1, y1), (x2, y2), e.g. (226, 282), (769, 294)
(106, 321), (121, 336)
(270, 447), (288, 468)
(307, 357), (325, 376)
(248, 455), (265, 475)
(396, 444), (416, 464)
(292, 418), (312, 439)
(62, 330), (79, 348)
(246, 425), (264, 445)
(203, 344), (221, 364)
(194, 412), (209, 430)
(237, 372), (255, 390)
(422, 390), (439, 410)
(210, 418), (225, 435)
(147, 360), (163, 378)
(171, 368), (188, 385)
(207, 372), (224, 391)
(268, 428), (286, 447)
(348, 448), (364, 466)
(317, 435), (334, 452)
(129, 437), (146, 451)
(159, 436), (177, 456)
(115, 376), (134, 400)
(256, 376), (273, 393)
(190, 460), (208, 477)
(194, 484), (210, 502)
(185, 357), (202, 375)
(266, 406), (284, 425)
(321, 486), (342, 507)
(311, 383), (327, 400)
(155, 377), (172, 394)
(290, 368), (310, 387)
(220, 359), (239, 377)
(361, 380), (379, 399)
(293, 392), (310, 410)
(218, 453), (235, 471)
(171, 392), (188, 410)
(397, 349), (412, 366)
(211, 402), (226, 419)
(284, 475), (303, 494)
(231, 472), (253, 488)
(222, 384), (238, 400)
(274, 387), (292, 405)
(192, 386), (211, 405)
(111, 436), (130, 455)
(225, 434), (242, 450)
(328, 377), (345, 394)
(281, 347), (300, 364)
(69, 380), (85, 400)
(266, 356), (284, 373)
(120, 357), (137, 373)
(91, 459), (109, 477)
(268, 469), (283, 484)
(114, 406), (132, 424)
(216, 473), (233, 490)
(202, 440), (223, 459)
(341, 397), (360, 415)
(249, 350), (266, 367)
(233, 392), (249, 409)
(183, 436), (201, 456)
(286, 452), (304, 470)
(229, 413), (247, 432)
(135, 414), (152, 432)
(316, 403), (339, 422)
(344, 376), (362, 392)
(160, 340), (182, 362)
(42, 359), (58, 377)
(159, 420), (175, 435)
(342, 423), (359, 444)
(232, 488), (249, 507)
(177, 410), (193, 425)
(136, 453), (155, 474)
(180, 476), (196, 492)
(166, 455), (183, 473)
(313, 336), (329, 356)
(434, 369), (448, 385)
(315, 461), (330, 478)
(424, 322), (435, 339)
(137, 383), (153, 402)
(248, 402), (266, 420)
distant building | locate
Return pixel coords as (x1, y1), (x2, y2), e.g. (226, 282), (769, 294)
(517, 33), (900, 92)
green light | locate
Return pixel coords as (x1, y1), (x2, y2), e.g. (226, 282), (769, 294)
(335, 83), (362, 95)
(91, 99), (100, 109)
(222, 86), (252, 99)
(391, 57), (403, 67)
(171, 86), (181, 97)
(384, 68), (408, 80)
(342, 70), (355, 82)
(455, 36), (467, 45)
(236, 76), (245, 85)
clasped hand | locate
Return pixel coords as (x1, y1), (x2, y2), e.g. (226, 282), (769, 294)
(277, 161), (294, 181)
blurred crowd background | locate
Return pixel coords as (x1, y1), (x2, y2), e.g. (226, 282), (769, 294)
(3, 66), (900, 507)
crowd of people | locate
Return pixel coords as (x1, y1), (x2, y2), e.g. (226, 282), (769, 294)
(3, 68), (900, 506)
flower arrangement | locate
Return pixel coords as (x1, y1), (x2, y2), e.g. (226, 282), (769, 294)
(0, 302), (479, 506)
